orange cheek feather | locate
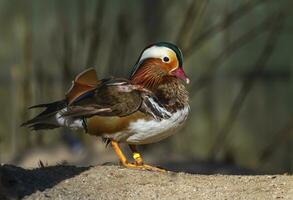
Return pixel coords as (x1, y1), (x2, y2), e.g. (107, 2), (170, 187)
(162, 54), (178, 72)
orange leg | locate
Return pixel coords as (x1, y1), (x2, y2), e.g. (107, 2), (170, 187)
(128, 145), (166, 172)
(110, 141), (166, 172)
(129, 145), (144, 165)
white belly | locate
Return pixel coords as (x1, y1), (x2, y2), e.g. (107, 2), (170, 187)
(103, 106), (189, 145)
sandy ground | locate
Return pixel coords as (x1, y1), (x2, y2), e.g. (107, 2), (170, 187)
(0, 164), (292, 200)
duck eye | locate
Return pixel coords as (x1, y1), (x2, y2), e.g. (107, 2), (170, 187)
(163, 56), (170, 62)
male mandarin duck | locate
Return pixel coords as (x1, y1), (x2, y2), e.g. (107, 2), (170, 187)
(22, 42), (190, 172)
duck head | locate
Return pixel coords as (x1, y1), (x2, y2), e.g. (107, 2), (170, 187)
(130, 42), (189, 88)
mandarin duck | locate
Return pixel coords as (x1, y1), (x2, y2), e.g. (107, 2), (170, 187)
(22, 42), (190, 172)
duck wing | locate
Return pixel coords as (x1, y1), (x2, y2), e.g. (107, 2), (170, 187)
(64, 69), (143, 118)
(65, 68), (171, 120)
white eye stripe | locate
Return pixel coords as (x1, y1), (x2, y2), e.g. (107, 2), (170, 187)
(139, 46), (174, 63)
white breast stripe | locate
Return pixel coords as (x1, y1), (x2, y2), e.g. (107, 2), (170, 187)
(146, 97), (171, 119)
(148, 97), (171, 116)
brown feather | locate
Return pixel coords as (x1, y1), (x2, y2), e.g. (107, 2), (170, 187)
(61, 106), (111, 118)
(86, 111), (150, 135)
(130, 58), (167, 89)
(64, 78), (144, 118)
(155, 77), (189, 111)
(74, 68), (99, 85)
(66, 68), (99, 105)
(130, 58), (188, 111)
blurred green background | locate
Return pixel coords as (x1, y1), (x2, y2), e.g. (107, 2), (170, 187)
(0, 0), (292, 174)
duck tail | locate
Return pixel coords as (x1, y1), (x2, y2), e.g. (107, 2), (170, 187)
(21, 100), (67, 130)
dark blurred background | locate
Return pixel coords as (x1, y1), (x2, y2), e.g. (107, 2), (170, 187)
(0, 0), (292, 174)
